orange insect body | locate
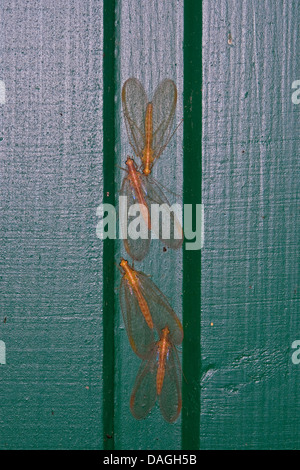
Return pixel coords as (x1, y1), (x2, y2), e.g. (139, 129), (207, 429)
(120, 259), (153, 329)
(156, 326), (170, 395)
(125, 157), (151, 229)
(143, 103), (154, 176)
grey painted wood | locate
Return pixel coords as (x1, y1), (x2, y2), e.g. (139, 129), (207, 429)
(201, 0), (300, 449)
(0, 0), (103, 449)
(0, 0), (298, 451)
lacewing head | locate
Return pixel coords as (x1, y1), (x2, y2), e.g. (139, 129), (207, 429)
(125, 156), (137, 171)
(161, 325), (170, 340)
(120, 258), (128, 271)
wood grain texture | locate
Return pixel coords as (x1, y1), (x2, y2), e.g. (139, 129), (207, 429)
(201, 0), (300, 450)
(114, 0), (184, 451)
(0, 0), (103, 449)
(0, 0), (299, 451)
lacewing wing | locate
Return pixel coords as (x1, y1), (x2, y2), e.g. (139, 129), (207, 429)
(119, 259), (183, 359)
(122, 78), (177, 175)
(130, 327), (182, 423)
(119, 277), (155, 359)
(135, 270), (183, 345)
(139, 172), (183, 250)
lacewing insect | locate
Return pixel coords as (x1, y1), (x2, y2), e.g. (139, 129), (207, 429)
(119, 259), (183, 359)
(130, 326), (182, 423)
(122, 78), (178, 176)
(120, 157), (183, 261)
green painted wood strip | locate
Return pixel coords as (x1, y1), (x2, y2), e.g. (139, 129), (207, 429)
(102, 0), (116, 451)
(182, 0), (202, 451)
(0, 1), (104, 450)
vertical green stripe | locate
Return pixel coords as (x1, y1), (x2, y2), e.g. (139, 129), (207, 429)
(182, 1), (202, 450)
(102, 0), (116, 450)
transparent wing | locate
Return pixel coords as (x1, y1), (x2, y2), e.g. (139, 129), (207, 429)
(136, 271), (183, 345)
(151, 79), (177, 160)
(120, 175), (150, 262)
(122, 78), (148, 159)
(119, 279), (155, 359)
(141, 174), (183, 250)
(130, 347), (158, 420)
(158, 345), (182, 423)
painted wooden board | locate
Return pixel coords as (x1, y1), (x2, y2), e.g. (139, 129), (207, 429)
(0, 0), (299, 451)
(114, 0), (184, 451)
(0, 1), (103, 449)
(201, 0), (300, 450)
